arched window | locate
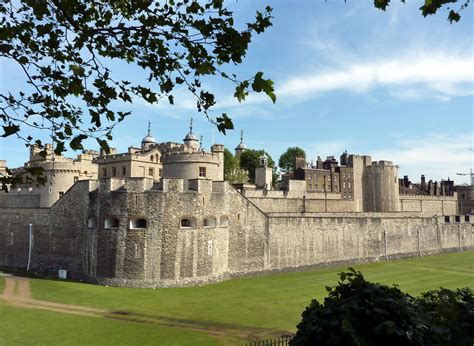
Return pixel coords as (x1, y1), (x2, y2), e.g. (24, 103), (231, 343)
(104, 218), (119, 229)
(203, 217), (216, 228)
(220, 216), (229, 227)
(87, 216), (97, 229)
(130, 219), (147, 229)
(180, 218), (196, 228)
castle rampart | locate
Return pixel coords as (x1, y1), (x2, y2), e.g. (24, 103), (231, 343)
(0, 176), (471, 288)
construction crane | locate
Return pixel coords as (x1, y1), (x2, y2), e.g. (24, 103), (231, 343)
(456, 148), (474, 185)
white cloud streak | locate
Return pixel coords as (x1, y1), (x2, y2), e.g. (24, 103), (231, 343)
(371, 133), (473, 184)
(278, 53), (474, 100)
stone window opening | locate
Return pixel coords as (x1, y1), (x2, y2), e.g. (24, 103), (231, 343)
(104, 217), (119, 229)
(148, 168), (154, 176)
(58, 191), (64, 199)
(102, 168), (107, 177)
(122, 166), (126, 175)
(130, 219), (147, 229)
(180, 218), (196, 228)
(444, 216), (450, 223)
(455, 215), (461, 223)
(9, 232), (14, 246)
(74, 176), (79, 183)
(203, 217), (216, 228)
(461, 193), (466, 200)
(87, 216), (97, 229)
(465, 215), (470, 223)
(220, 216), (229, 227)
(112, 167), (117, 176)
(199, 167), (206, 177)
(150, 155), (154, 162)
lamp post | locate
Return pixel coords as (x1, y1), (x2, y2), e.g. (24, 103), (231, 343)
(27, 223), (32, 271)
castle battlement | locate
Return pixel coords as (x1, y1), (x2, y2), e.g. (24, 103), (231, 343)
(162, 150), (220, 164)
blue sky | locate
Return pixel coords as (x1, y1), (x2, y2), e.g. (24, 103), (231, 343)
(1, 1), (473, 184)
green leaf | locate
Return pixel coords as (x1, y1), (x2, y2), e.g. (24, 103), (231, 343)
(2, 125), (20, 137)
(70, 134), (88, 150)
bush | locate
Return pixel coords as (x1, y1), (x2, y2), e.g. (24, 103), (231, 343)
(415, 287), (474, 346)
(291, 268), (474, 346)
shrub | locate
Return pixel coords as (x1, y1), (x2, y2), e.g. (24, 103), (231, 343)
(415, 287), (474, 346)
(290, 268), (425, 346)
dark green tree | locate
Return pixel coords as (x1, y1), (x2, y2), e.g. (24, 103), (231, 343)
(223, 148), (247, 183)
(0, 0), (275, 189)
(239, 149), (275, 184)
(278, 146), (306, 173)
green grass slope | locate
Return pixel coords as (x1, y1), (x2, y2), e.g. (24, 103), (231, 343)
(1, 251), (473, 344)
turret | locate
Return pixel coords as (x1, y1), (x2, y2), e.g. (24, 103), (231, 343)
(141, 122), (157, 151)
(234, 129), (247, 157)
(255, 151), (272, 189)
(183, 118), (199, 151)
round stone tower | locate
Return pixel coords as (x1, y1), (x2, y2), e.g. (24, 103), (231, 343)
(364, 161), (400, 212)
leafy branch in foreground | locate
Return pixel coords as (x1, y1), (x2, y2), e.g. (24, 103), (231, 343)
(373, 0), (470, 23)
(0, 0), (275, 159)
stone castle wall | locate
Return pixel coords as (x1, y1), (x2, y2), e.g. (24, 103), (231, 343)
(399, 194), (458, 216)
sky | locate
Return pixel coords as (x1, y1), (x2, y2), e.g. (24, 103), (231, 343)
(1, 0), (473, 184)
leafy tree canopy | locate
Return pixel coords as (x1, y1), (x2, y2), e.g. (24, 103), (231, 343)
(223, 147), (247, 183)
(373, 0), (470, 23)
(0, 0), (275, 158)
(239, 149), (275, 183)
(278, 146), (306, 173)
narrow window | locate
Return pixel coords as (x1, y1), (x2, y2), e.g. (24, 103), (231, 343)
(9, 232), (14, 246)
(461, 194), (466, 200)
(58, 191), (64, 198)
(444, 216), (450, 223)
(148, 168), (154, 176)
(104, 218), (119, 229)
(207, 240), (213, 256)
(74, 176), (79, 183)
(180, 218), (196, 228)
(455, 215), (461, 223)
(465, 215), (470, 222)
(112, 167), (117, 176)
(130, 219), (147, 229)
(203, 217), (216, 228)
(87, 216), (97, 229)
(150, 156), (154, 162)
(343, 181), (346, 188)
(122, 166), (126, 175)
(220, 216), (229, 227)
(348, 182), (352, 188)
(102, 168), (107, 177)
(199, 167), (206, 177)
(159, 169), (162, 177)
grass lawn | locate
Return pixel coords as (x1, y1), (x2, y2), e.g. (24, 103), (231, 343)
(1, 251), (473, 344)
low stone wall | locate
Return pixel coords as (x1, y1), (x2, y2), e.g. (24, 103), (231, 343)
(264, 215), (472, 273)
(400, 195), (458, 216)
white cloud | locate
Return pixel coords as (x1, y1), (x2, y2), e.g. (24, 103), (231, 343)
(371, 133), (473, 184)
(278, 52), (474, 101)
